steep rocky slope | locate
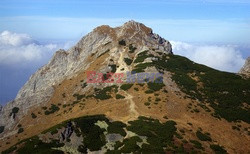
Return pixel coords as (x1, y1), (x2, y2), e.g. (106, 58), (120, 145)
(0, 21), (249, 153)
(239, 57), (250, 77)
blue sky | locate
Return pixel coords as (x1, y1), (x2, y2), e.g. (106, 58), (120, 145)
(0, 0), (250, 105)
(0, 0), (250, 43)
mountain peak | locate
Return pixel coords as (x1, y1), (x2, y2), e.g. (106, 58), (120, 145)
(121, 20), (152, 34)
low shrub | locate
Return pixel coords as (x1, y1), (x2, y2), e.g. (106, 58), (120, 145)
(12, 107), (19, 114)
(116, 94), (125, 99)
(118, 40), (126, 46)
(18, 128), (24, 134)
(196, 131), (212, 141)
(124, 58), (133, 65)
(120, 84), (133, 91)
(129, 44), (137, 53)
(210, 144), (227, 153)
(31, 113), (37, 119)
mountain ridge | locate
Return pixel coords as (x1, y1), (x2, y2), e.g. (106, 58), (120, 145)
(0, 21), (249, 153)
(0, 20), (172, 139)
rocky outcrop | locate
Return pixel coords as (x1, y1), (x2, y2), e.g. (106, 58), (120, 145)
(239, 57), (250, 77)
(0, 20), (172, 138)
(60, 121), (73, 142)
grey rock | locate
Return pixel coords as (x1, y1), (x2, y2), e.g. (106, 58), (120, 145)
(239, 57), (250, 77)
(0, 20), (172, 138)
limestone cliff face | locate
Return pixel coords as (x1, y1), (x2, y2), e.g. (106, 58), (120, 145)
(0, 20), (172, 137)
(239, 57), (250, 77)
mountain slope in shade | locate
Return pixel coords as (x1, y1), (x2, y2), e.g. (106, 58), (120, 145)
(0, 21), (249, 153)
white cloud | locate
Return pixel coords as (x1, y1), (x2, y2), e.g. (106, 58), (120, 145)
(0, 31), (73, 66)
(170, 41), (245, 72)
(0, 31), (34, 46)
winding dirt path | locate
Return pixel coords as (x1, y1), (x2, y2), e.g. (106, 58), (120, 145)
(123, 92), (139, 121)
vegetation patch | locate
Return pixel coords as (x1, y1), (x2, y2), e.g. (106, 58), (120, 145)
(132, 62), (154, 74)
(44, 104), (60, 115)
(12, 107), (19, 114)
(129, 44), (137, 53)
(190, 140), (204, 150)
(94, 85), (118, 100)
(116, 94), (125, 99)
(107, 121), (126, 136)
(196, 130), (212, 141)
(147, 81), (165, 91)
(73, 93), (85, 100)
(210, 144), (227, 153)
(31, 113), (37, 119)
(120, 84), (133, 91)
(134, 50), (150, 63)
(5, 115), (208, 153)
(126, 117), (177, 153)
(109, 64), (117, 73)
(82, 82), (87, 89)
(124, 58), (133, 65)
(18, 127), (24, 134)
(145, 89), (154, 94)
(118, 40), (126, 46)
(153, 54), (250, 123)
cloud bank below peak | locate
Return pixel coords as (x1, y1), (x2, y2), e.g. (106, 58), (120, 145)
(170, 41), (246, 73)
(0, 31), (75, 105)
(0, 31), (73, 66)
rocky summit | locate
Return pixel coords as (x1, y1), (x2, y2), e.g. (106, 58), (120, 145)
(0, 21), (249, 154)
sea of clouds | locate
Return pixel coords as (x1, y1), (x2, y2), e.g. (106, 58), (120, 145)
(0, 31), (247, 105)
(0, 31), (74, 105)
(170, 41), (246, 73)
